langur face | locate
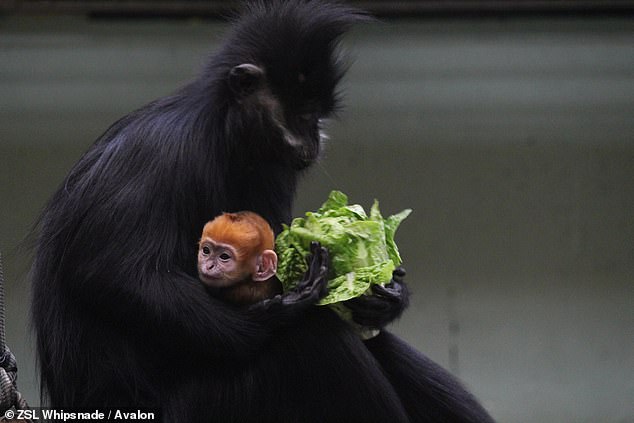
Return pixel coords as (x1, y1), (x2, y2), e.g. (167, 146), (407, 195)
(197, 240), (252, 288)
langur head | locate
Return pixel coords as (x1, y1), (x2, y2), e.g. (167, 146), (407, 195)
(217, 0), (369, 169)
(198, 212), (277, 289)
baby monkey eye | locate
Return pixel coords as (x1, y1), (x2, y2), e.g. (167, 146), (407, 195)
(219, 253), (231, 261)
(202, 246), (211, 255)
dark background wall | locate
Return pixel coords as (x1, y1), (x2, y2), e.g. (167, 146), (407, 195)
(1, 13), (633, 422)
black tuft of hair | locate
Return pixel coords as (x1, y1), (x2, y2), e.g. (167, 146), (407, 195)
(211, 0), (371, 117)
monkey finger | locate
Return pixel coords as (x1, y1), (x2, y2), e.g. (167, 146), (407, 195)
(371, 283), (403, 303)
(312, 247), (330, 299)
(299, 245), (329, 287)
(392, 266), (406, 282)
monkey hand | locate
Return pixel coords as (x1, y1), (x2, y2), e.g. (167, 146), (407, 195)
(343, 267), (409, 330)
(281, 242), (330, 305)
(250, 242), (329, 312)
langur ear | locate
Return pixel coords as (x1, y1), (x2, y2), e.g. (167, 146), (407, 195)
(252, 249), (277, 282)
(228, 63), (264, 97)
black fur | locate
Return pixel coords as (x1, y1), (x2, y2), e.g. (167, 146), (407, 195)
(31, 1), (494, 422)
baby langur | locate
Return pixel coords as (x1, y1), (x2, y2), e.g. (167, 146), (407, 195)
(198, 211), (282, 305)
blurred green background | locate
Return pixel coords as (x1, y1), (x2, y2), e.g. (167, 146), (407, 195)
(1, 11), (633, 423)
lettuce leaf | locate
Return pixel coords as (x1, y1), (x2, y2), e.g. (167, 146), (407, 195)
(275, 191), (411, 305)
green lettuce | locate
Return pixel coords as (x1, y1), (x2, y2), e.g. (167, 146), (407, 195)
(275, 190), (411, 305)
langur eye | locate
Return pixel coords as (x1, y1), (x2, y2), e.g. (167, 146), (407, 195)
(219, 253), (231, 261)
(202, 246), (211, 255)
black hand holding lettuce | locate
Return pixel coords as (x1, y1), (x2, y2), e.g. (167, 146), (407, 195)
(276, 191), (411, 315)
(344, 267), (409, 329)
(249, 242), (330, 313)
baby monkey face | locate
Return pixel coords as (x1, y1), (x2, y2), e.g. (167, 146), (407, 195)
(197, 240), (252, 288)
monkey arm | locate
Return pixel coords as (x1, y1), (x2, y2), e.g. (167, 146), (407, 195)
(66, 262), (327, 362)
(343, 267), (410, 330)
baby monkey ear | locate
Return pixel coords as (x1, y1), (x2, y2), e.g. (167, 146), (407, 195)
(228, 63), (264, 97)
(252, 250), (277, 282)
